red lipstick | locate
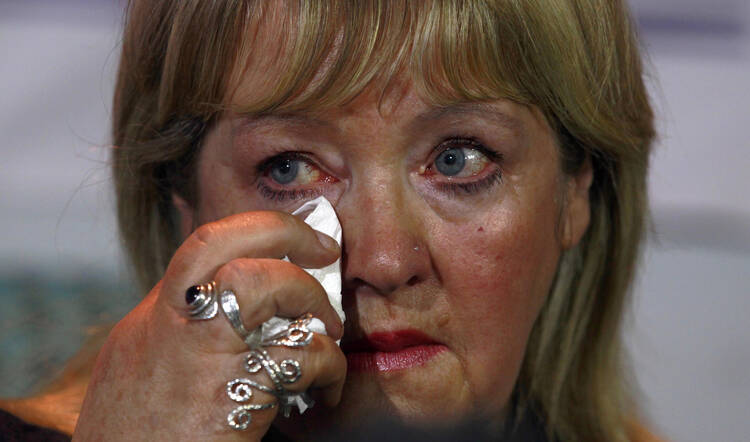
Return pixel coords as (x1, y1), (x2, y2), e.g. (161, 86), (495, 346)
(342, 330), (447, 372)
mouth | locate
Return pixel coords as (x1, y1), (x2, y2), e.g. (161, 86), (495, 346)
(341, 330), (447, 373)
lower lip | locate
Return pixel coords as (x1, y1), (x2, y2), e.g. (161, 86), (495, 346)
(346, 344), (447, 372)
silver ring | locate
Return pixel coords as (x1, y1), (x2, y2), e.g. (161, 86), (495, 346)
(227, 349), (309, 429)
(225, 314), (316, 430)
(186, 281), (218, 320)
(225, 376), (277, 430)
(262, 313), (314, 347)
(220, 289), (262, 349)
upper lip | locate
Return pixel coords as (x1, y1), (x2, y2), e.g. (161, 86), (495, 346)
(341, 329), (441, 353)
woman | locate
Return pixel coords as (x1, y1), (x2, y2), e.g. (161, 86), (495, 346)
(1, 0), (658, 440)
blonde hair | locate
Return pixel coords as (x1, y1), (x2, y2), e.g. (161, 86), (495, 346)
(112, 1), (655, 440)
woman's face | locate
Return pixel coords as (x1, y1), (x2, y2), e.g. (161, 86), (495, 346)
(176, 39), (592, 436)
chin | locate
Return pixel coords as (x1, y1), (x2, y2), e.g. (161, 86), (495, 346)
(278, 376), (506, 442)
(277, 350), (511, 440)
(286, 358), (477, 437)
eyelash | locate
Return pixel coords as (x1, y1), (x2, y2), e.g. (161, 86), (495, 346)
(437, 136), (501, 161)
(256, 181), (321, 202)
(255, 136), (503, 201)
(429, 136), (504, 196)
(436, 169), (503, 196)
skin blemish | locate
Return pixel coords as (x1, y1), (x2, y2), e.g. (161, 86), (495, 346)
(435, 312), (450, 329)
(477, 227), (484, 232)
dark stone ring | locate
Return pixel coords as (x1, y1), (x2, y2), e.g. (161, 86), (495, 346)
(186, 281), (218, 320)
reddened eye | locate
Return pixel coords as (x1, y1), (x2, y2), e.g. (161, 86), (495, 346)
(431, 147), (490, 178)
(257, 154), (338, 202)
(417, 137), (504, 197)
(264, 156), (321, 186)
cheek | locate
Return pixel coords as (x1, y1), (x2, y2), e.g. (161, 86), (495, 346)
(431, 206), (561, 404)
(446, 213), (558, 322)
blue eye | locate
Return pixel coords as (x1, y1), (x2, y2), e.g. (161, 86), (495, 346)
(269, 158), (299, 184)
(435, 148), (466, 176)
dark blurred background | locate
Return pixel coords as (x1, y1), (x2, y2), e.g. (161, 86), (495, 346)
(1, 1), (748, 441)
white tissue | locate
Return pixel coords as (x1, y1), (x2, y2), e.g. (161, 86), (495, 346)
(258, 196), (343, 414)
(291, 196), (345, 327)
(261, 196), (344, 341)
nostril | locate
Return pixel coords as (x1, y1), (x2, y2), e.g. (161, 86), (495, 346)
(406, 275), (420, 286)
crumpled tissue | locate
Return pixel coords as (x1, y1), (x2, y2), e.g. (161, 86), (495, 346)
(257, 196), (344, 414)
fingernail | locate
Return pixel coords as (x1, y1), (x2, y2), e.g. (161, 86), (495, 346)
(315, 231), (339, 252)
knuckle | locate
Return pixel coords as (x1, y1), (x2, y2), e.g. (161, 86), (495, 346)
(167, 222), (219, 278)
(281, 260), (308, 280)
(216, 259), (271, 292)
(246, 261), (273, 291)
(308, 334), (328, 354)
(214, 259), (244, 285)
(310, 337), (347, 383)
(193, 222), (220, 246)
(272, 210), (296, 230)
(166, 244), (198, 279)
(270, 211), (301, 240)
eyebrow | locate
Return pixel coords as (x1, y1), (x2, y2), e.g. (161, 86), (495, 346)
(233, 112), (332, 134)
(411, 103), (524, 133)
(233, 102), (524, 134)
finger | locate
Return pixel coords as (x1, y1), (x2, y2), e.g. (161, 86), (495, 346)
(217, 259), (343, 342)
(169, 258), (343, 352)
(249, 334), (347, 408)
(166, 210), (340, 287)
(216, 335), (346, 437)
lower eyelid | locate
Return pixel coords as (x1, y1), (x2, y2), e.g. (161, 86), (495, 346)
(256, 181), (323, 202)
(435, 169), (503, 196)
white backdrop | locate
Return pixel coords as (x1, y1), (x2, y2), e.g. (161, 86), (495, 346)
(1, 1), (748, 440)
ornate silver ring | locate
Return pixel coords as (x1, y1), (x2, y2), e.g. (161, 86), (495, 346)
(226, 314), (316, 430)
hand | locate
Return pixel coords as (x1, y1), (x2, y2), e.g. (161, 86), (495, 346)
(73, 211), (346, 441)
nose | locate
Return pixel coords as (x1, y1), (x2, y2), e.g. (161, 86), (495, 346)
(337, 177), (432, 297)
